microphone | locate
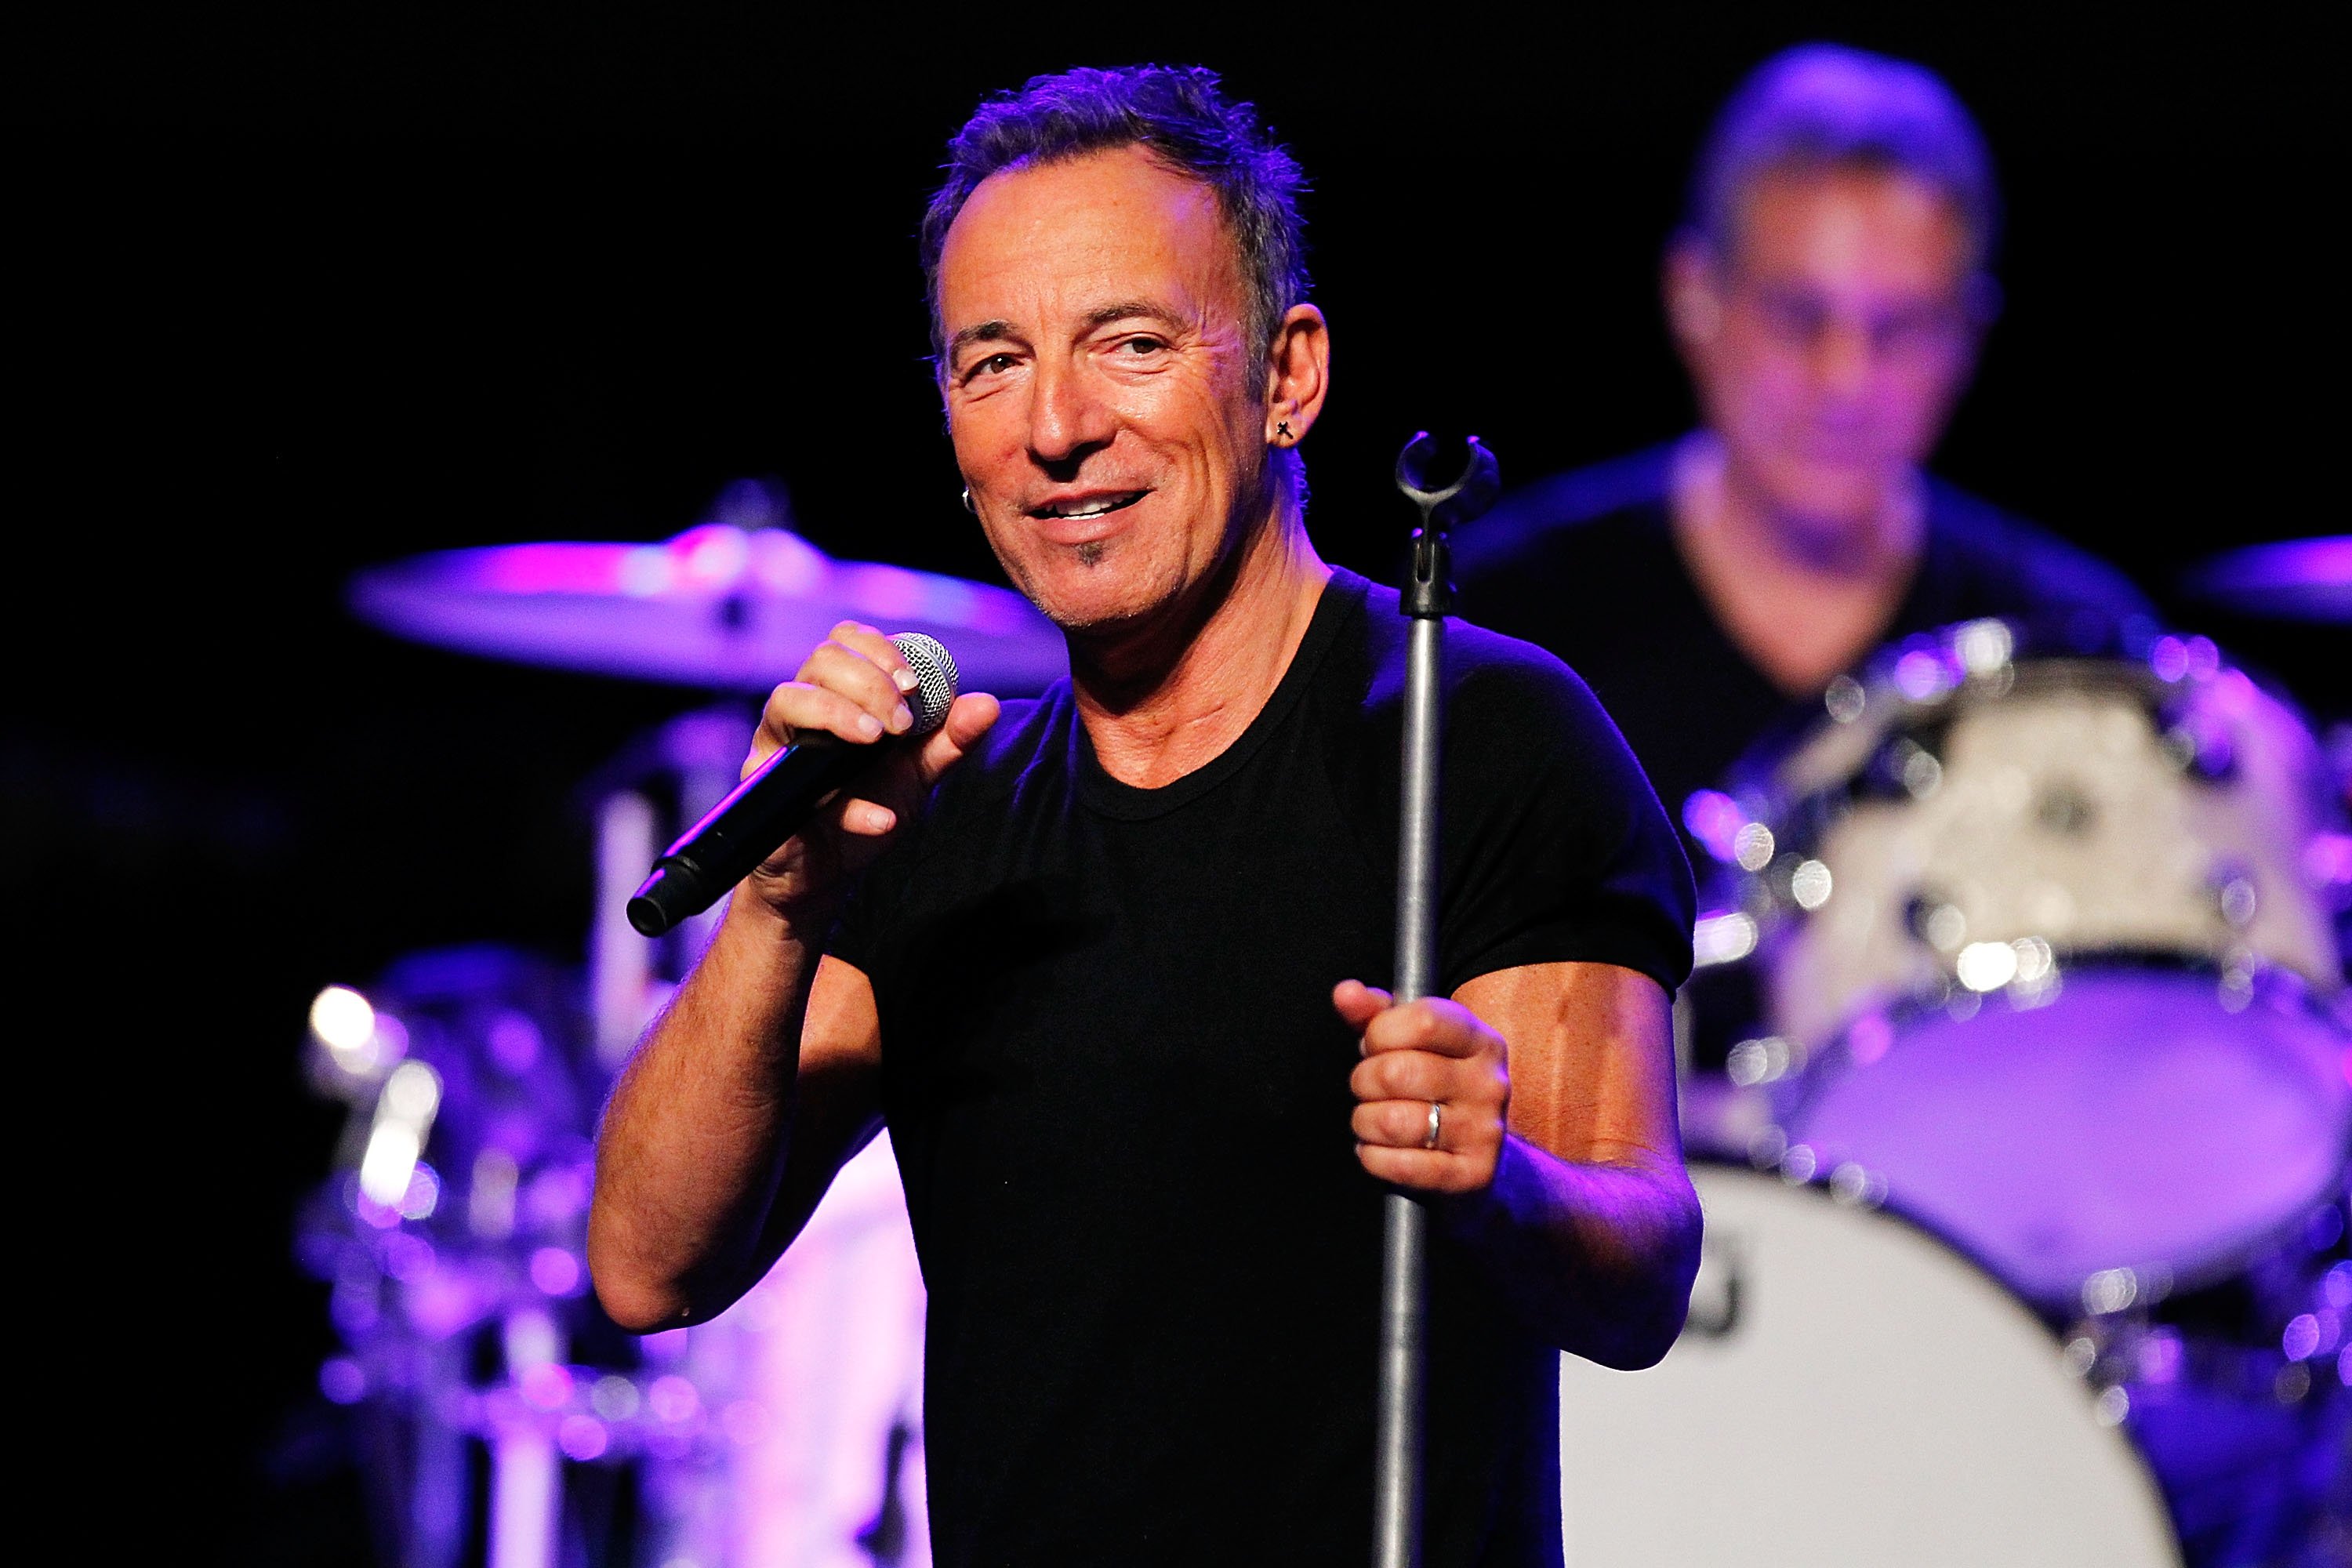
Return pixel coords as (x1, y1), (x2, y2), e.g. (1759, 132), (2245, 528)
(626, 633), (960, 938)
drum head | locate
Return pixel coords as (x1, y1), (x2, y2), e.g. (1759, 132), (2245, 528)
(1560, 1165), (2180, 1566)
(1786, 969), (2352, 1306)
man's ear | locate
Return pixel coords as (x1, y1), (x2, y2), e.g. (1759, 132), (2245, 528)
(1662, 235), (1725, 354)
(1261, 303), (1330, 447)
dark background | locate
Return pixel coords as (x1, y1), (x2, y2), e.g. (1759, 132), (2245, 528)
(8, 7), (2342, 1559)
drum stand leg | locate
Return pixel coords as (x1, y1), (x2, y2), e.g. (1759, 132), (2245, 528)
(488, 1308), (566, 1568)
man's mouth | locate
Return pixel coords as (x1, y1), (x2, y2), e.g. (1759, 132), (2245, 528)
(1028, 491), (1149, 521)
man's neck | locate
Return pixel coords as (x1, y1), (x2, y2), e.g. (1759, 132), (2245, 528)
(1669, 431), (1926, 697)
(1675, 432), (1923, 583)
(1069, 503), (1330, 790)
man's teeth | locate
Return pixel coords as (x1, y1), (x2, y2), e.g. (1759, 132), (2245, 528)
(1044, 494), (1136, 518)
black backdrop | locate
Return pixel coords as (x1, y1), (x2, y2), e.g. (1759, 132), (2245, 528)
(9, 8), (2343, 1559)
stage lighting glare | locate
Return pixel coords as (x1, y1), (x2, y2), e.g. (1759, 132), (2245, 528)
(531, 1246), (583, 1298)
(383, 1061), (441, 1123)
(1692, 911), (1758, 967)
(358, 1123), (422, 1208)
(310, 985), (381, 1065)
(648, 1374), (700, 1425)
(559, 1414), (609, 1461)
(1955, 619), (2013, 676)
(1956, 941), (2018, 993)
(521, 1361), (574, 1410)
(397, 1163), (441, 1221)
(2082, 1268), (2139, 1316)
(591, 1375), (641, 1421)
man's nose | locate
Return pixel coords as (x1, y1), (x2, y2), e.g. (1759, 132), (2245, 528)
(1811, 319), (1876, 401)
(1026, 358), (1116, 466)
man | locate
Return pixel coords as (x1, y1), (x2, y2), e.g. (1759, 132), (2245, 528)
(1456, 44), (2153, 858)
(590, 66), (1698, 1566)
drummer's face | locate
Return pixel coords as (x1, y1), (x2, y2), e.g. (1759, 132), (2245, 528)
(1673, 165), (1979, 532)
(935, 146), (1276, 633)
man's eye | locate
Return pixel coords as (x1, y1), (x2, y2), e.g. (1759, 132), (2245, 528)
(967, 353), (1018, 380)
(1119, 336), (1167, 355)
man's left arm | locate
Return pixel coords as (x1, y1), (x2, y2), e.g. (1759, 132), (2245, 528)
(1341, 960), (1701, 1368)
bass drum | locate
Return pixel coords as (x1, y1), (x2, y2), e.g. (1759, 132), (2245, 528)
(1559, 1164), (2182, 1568)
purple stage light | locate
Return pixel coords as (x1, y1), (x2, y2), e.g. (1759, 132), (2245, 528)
(528, 1246), (583, 1298)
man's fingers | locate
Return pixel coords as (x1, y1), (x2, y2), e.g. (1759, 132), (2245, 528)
(828, 622), (919, 693)
(912, 693), (1001, 787)
(1354, 1143), (1488, 1195)
(804, 639), (916, 735)
(837, 797), (898, 837)
(1349, 1047), (1465, 1106)
(1330, 978), (1393, 1030)
(1352, 1095), (1500, 1149)
(749, 683), (893, 779)
(1358, 996), (1490, 1060)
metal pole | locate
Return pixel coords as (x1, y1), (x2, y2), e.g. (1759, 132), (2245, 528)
(1374, 434), (1499, 1568)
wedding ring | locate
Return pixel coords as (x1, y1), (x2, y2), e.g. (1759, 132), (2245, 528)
(1423, 1101), (1443, 1150)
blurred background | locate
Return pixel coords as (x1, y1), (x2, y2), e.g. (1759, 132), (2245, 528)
(6, 6), (2342, 1562)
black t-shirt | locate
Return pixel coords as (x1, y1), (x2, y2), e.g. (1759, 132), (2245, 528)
(831, 568), (1693, 1568)
(1452, 444), (2158, 858)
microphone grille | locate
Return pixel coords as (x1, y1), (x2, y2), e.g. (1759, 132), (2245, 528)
(890, 633), (960, 735)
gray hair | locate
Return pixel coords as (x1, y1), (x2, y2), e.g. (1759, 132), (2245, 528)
(918, 64), (1312, 371)
(1689, 44), (2000, 271)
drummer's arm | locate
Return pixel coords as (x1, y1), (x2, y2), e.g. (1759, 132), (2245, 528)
(588, 895), (884, 1333)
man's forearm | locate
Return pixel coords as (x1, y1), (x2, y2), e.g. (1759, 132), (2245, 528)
(1443, 1134), (1703, 1367)
(586, 888), (820, 1331)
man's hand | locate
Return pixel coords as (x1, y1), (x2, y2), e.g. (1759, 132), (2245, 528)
(1337, 979), (1511, 1194)
(742, 620), (999, 920)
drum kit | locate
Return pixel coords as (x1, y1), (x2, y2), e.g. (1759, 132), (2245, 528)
(1577, 612), (2352, 1564)
(296, 489), (2350, 1568)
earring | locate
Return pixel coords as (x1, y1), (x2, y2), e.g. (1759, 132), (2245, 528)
(1275, 420), (1292, 443)
(961, 487), (976, 514)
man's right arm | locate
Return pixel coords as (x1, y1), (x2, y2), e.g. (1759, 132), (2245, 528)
(585, 620), (997, 1333)
(586, 895), (884, 1332)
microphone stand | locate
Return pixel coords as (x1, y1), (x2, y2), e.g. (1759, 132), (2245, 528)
(1375, 433), (1500, 1568)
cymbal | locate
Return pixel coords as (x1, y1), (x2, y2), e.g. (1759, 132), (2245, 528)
(350, 524), (1069, 694)
(2180, 535), (2351, 624)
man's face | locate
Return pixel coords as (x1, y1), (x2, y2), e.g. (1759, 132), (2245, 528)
(935, 145), (1272, 633)
(1673, 165), (1979, 530)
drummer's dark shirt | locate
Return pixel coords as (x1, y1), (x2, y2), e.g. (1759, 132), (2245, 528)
(830, 568), (1694, 1568)
(1453, 443), (2158, 863)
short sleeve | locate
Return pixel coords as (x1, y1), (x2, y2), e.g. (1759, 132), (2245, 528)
(1435, 626), (1697, 997)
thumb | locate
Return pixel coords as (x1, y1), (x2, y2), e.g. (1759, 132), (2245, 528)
(1330, 978), (1393, 1031)
(913, 692), (1000, 788)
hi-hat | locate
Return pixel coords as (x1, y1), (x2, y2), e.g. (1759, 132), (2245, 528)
(351, 524), (1068, 694)
(2181, 535), (2351, 624)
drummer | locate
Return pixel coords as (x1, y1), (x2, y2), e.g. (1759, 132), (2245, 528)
(1455, 43), (2154, 855)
